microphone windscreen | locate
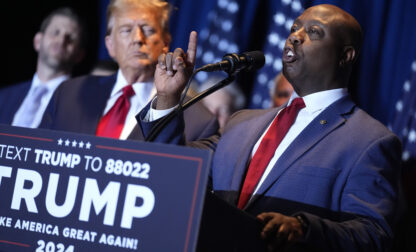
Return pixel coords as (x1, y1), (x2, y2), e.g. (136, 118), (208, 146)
(243, 51), (265, 70)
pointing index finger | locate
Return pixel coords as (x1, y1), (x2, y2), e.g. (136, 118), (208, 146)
(186, 31), (197, 65)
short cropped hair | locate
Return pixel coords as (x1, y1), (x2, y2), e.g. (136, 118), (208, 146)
(106, 0), (171, 43)
(39, 7), (86, 47)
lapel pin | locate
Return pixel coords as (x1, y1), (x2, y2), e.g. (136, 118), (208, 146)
(320, 120), (327, 125)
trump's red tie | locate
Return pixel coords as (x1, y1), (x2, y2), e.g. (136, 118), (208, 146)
(237, 97), (305, 209)
(96, 85), (135, 138)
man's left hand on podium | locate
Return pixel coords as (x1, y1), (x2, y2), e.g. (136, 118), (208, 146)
(257, 212), (304, 251)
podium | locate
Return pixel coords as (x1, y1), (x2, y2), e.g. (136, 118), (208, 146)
(0, 125), (266, 252)
(197, 192), (267, 252)
(0, 125), (209, 252)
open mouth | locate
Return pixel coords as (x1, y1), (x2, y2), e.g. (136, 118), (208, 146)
(282, 47), (297, 63)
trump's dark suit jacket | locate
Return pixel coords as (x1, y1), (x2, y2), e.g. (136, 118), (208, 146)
(139, 95), (402, 251)
(40, 74), (218, 141)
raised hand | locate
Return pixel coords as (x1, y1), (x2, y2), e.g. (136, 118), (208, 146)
(154, 31), (197, 109)
(257, 212), (304, 251)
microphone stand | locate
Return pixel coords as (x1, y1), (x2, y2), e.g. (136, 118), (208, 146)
(182, 74), (235, 110)
(145, 72), (235, 142)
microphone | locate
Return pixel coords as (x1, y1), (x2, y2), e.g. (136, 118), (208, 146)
(199, 51), (265, 74)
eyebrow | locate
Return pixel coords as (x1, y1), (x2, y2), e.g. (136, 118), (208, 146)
(293, 19), (325, 27)
(117, 23), (133, 29)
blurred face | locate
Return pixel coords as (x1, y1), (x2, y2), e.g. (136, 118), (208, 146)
(272, 75), (294, 107)
(202, 90), (233, 128)
(34, 15), (83, 70)
(282, 6), (341, 95)
(105, 8), (169, 76)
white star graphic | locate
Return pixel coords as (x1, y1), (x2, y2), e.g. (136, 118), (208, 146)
(86, 142), (91, 149)
(57, 138), (63, 145)
(78, 141), (84, 148)
(65, 139), (70, 146)
(72, 140), (77, 147)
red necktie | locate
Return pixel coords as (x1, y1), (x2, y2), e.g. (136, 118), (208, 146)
(96, 85), (135, 138)
(237, 97), (305, 209)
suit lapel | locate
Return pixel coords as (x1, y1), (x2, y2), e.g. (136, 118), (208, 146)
(79, 74), (116, 134)
(127, 124), (145, 141)
(246, 96), (356, 208)
(228, 108), (281, 192)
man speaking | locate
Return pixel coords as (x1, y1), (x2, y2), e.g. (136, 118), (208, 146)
(139, 4), (401, 251)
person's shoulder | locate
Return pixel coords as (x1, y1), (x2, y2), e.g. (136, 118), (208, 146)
(54, 75), (116, 100)
(225, 108), (278, 128)
(350, 106), (397, 139)
(328, 95), (396, 139)
(0, 80), (31, 96)
(60, 74), (115, 88)
(0, 80), (31, 91)
(231, 108), (277, 120)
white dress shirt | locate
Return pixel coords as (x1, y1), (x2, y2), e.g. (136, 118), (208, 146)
(251, 88), (348, 195)
(12, 74), (69, 128)
(103, 70), (156, 140)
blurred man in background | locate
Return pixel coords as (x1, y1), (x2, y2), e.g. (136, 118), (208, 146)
(0, 7), (85, 128)
(199, 80), (245, 128)
(271, 72), (294, 108)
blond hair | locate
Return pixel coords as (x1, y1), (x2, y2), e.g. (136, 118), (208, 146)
(106, 0), (171, 42)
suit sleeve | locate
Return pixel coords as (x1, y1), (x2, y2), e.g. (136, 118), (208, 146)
(137, 103), (186, 145)
(296, 134), (402, 252)
(137, 103), (220, 151)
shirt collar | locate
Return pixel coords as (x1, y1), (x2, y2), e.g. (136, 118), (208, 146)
(288, 88), (348, 113)
(32, 73), (69, 91)
(113, 69), (154, 97)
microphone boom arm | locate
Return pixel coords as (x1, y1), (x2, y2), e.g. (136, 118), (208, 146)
(182, 74), (235, 109)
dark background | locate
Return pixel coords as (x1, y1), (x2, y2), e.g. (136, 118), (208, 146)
(2, 0), (100, 84)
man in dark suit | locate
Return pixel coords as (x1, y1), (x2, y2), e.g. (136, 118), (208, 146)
(40, 0), (217, 141)
(0, 7), (85, 128)
(139, 4), (401, 251)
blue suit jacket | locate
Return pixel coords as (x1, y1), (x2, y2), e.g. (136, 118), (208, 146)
(139, 96), (402, 251)
(40, 74), (218, 141)
(0, 80), (31, 124)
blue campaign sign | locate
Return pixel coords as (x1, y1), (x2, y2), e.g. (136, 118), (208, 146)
(0, 125), (211, 252)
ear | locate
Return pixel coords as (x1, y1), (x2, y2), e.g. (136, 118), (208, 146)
(339, 46), (356, 67)
(33, 32), (43, 52)
(105, 35), (115, 58)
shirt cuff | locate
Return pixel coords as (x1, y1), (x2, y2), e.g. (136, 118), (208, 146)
(144, 97), (178, 122)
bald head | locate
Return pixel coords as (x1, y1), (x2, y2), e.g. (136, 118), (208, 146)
(304, 4), (363, 62)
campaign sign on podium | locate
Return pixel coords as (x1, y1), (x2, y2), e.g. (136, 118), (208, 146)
(0, 124), (211, 252)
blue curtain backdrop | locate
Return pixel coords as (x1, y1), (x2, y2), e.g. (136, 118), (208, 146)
(97, 0), (416, 126)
